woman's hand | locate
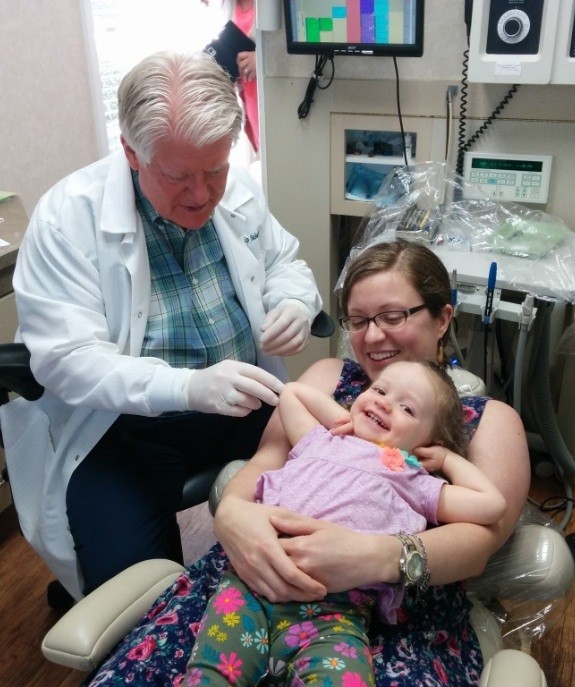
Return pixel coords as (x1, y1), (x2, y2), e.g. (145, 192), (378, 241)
(214, 495), (327, 602)
(270, 513), (401, 593)
(237, 50), (256, 81)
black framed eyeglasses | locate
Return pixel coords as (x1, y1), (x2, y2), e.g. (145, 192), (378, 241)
(339, 304), (428, 333)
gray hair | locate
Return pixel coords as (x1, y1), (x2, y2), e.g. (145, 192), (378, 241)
(118, 50), (244, 163)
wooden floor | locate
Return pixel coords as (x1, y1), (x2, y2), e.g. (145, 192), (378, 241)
(1, 477), (574, 687)
(528, 474), (575, 687)
(0, 506), (85, 687)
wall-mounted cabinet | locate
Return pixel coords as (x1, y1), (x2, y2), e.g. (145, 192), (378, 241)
(330, 114), (433, 217)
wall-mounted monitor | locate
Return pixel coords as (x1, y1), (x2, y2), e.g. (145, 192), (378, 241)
(284, 0), (424, 58)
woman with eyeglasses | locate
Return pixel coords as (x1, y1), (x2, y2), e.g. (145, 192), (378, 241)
(85, 240), (529, 686)
(211, 239), (529, 685)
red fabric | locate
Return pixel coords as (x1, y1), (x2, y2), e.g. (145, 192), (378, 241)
(233, 4), (258, 151)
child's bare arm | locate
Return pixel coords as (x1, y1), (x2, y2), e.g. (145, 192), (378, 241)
(415, 445), (507, 525)
(279, 382), (351, 447)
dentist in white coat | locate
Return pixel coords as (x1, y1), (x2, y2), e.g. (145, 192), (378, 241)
(1, 50), (321, 600)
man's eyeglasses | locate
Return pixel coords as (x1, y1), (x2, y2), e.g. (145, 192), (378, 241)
(339, 304), (428, 333)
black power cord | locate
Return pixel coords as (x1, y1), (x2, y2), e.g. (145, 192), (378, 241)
(392, 57), (409, 166)
(463, 83), (519, 152)
(456, 44), (470, 176)
(536, 495), (575, 521)
(297, 54), (334, 119)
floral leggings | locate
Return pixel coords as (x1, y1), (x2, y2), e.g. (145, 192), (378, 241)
(186, 570), (376, 686)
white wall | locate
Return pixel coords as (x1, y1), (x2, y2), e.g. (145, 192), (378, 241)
(1, 0), (574, 389)
(0, 0), (99, 215)
(258, 2), (575, 378)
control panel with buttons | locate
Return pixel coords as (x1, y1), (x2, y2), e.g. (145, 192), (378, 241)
(463, 151), (552, 204)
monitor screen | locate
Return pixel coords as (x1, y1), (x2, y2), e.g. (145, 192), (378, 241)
(284, 0), (424, 57)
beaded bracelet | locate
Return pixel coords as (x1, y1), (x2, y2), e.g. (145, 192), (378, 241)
(412, 532), (431, 593)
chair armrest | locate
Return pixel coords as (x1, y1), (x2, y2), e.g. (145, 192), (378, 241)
(42, 559), (185, 672)
(466, 523), (575, 603)
(0, 342), (44, 402)
(469, 598), (505, 664)
(480, 649), (547, 687)
(448, 366), (487, 396)
(208, 459), (248, 515)
(310, 309), (335, 338)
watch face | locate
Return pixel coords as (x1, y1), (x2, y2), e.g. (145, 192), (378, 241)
(406, 551), (424, 582)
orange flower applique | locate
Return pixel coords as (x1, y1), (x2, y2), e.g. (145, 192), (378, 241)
(380, 447), (405, 471)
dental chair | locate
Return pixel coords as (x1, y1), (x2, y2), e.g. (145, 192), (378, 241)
(2, 341), (573, 686)
(40, 454), (573, 687)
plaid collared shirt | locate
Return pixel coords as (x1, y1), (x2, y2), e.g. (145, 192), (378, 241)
(133, 173), (256, 369)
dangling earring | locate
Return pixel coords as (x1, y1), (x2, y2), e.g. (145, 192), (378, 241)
(437, 340), (445, 366)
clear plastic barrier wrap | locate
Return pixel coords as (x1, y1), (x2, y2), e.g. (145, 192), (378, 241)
(465, 504), (574, 651)
(337, 161), (575, 303)
(332, 164), (575, 648)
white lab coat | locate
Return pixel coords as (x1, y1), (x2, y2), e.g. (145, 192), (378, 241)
(0, 150), (321, 598)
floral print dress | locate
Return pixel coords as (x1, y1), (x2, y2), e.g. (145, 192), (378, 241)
(83, 359), (488, 687)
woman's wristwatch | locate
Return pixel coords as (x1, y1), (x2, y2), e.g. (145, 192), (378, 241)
(394, 531), (431, 592)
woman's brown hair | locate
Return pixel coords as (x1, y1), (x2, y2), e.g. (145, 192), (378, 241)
(341, 240), (451, 315)
(340, 240), (452, 364)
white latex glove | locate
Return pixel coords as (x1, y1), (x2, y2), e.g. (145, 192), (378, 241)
(186, 360), (284, 417)
(260, 299), (312, 356)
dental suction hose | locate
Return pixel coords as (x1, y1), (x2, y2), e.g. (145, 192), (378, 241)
(528, 300), (575, 479)
(513, 294), (533, 417)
